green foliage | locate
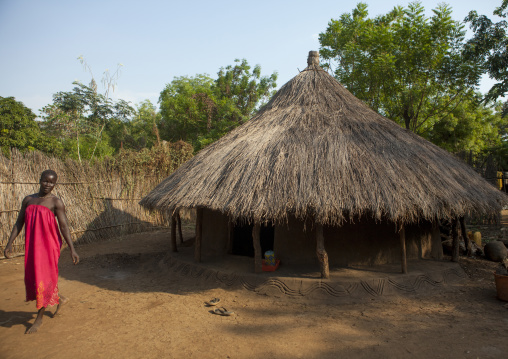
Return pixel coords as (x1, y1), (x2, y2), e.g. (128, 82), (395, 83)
(159, 74), (216, 147)
(427, 94), (505, 156)
(105, 99), (156, 152)
(319, 2), (481, 134)
(159, 59), (277, 151)
(0, 96), (63, 157)
(215, 59), (278, 120)
(61, 131), (115, 160)
(464, 0), (508, 103)
(41, 81), (135, 161)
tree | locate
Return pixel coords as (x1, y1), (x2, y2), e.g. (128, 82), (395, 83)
(159, 59), (277, 151)
(159, 74), (215, 147)
(108, 99), (161, 151)
(41, 81), (135, 161)
(319, 2), (482, 134)
(427, 93), (505, 156)
(0, 96), (63, 157)
(464, 0), (508, 103)
(215, 59), (278, 122)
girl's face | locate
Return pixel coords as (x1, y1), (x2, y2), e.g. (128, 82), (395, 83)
(39, 174), (57, 196)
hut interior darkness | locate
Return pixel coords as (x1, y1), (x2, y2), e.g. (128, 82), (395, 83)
(141, 51), (508, 279)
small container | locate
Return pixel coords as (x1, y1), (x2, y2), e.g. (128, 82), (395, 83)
(262, 259), (280, 272)
(264, 250), (275, 266)
(494, 272), (508, 302)
(473, 232), (482, 247)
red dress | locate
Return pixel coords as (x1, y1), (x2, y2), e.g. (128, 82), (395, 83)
(24, 205), (62, 309)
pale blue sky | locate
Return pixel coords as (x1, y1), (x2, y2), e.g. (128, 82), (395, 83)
(0, 0), (504, 116)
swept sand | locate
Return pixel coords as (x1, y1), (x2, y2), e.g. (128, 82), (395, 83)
(1, 215), (507, 359)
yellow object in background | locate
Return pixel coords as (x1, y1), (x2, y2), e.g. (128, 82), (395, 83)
(497, 171), (503, 190)
(473, 232), (482, 247)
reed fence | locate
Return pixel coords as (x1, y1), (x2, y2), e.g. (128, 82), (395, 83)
(0, 144), (193, 255)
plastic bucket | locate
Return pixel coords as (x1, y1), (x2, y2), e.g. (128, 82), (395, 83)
(494, 272), (508, 302)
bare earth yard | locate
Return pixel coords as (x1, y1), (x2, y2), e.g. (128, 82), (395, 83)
(1, 212), (507, 359)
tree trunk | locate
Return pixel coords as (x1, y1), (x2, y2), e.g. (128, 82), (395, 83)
(195, 208), (203, 263)
(170, 214), (177, 253)
(252, 223), (262, 273)
(459, 216), (470, 256)
(316, 224), (330, 279)
(400, 225), (407, 274)
(451, 217), (459, 262)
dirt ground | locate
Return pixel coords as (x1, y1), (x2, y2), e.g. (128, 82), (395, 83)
(1, 213), (508, 359)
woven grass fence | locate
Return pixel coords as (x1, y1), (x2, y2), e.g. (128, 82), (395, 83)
(0, 143), (193, 256)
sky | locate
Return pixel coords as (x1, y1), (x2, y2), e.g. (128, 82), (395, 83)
(0, 0), (504, 116)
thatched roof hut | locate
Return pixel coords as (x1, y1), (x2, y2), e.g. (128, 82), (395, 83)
(141, 51), (507, 277)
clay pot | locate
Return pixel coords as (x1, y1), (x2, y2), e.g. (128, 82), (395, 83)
(494, 273), (508, 302)
(484, 241), (508, 262)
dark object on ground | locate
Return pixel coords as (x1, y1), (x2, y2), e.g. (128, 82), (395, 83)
(442, 239), (466, 256)
(499, 239), (508, 248)
(211, 307), (234, 316)
(468, 241), (484, 257)
(204, 298), (220, 306)
(484, 241), (508, 262)
(496, 261), (508, 276)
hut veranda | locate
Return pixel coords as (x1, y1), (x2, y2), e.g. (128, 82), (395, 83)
(140, 51), (508, 278)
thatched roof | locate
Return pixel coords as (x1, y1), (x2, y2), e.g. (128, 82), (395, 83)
(140, 51), (507, 225)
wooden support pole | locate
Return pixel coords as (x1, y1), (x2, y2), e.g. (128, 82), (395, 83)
(431, 219), (443, 259)
(195, 208), (203, 263)
(226, 221), (234, 254)
(252, 223), (262, 273)
(316, 224), (330, 279)
(176, 210), (183, 244)
(459, 216), (470, 256)
(170, 214), (178, 252)
(400, 225), (407, 274)
(451, 217), (459, 262)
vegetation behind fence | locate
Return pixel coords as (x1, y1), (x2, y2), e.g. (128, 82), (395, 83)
(0, 142), (193, 254)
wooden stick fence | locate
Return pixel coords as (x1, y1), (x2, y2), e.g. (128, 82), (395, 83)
(0, 148), (182, 254)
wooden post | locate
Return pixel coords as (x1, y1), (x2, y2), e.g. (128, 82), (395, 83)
(400, 225), (407, 274)
(176, 210), (183, 244)
(252, 223), (262, 273)
(170, 214), (178, 252)
(431, 219), (443, 259)
(316, 224), (330, 279)
(451, 217), (459, 262)
(195, 208), (203, 263)
(459, 216), (470, 256)
(226, 221), (234, 254)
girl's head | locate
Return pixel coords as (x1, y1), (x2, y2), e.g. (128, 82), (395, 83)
(40, 169), (57, 182)
(39, 170), (58, 196)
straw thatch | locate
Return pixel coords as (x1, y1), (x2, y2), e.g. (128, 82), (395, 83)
(140, 51), (508, 226)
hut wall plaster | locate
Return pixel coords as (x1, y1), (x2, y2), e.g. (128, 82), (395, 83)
(200, 210), (442, 267)
(201, 208), (229, 258)
(273, 216), (440, 266)
(274, 216), (317, 265)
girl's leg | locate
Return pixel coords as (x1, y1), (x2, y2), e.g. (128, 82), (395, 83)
(26, 307), (45, 334)
(53, 293), (69, 317)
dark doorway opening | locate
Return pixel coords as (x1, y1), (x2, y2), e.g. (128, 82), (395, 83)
(232, 223), (274, 257)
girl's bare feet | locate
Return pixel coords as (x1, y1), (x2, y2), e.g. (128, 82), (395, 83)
(26, 307), (45, 334)
(53, 294), (69, 317)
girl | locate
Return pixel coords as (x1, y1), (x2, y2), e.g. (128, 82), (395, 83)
(4, 169), (79, 334)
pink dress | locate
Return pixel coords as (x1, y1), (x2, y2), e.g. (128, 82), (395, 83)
(24, 205), (62, 309)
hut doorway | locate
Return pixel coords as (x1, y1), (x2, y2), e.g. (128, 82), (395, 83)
(232, 223), (274, 257)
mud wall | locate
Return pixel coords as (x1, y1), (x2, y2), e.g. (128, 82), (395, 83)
(201, 210), (442, 266)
